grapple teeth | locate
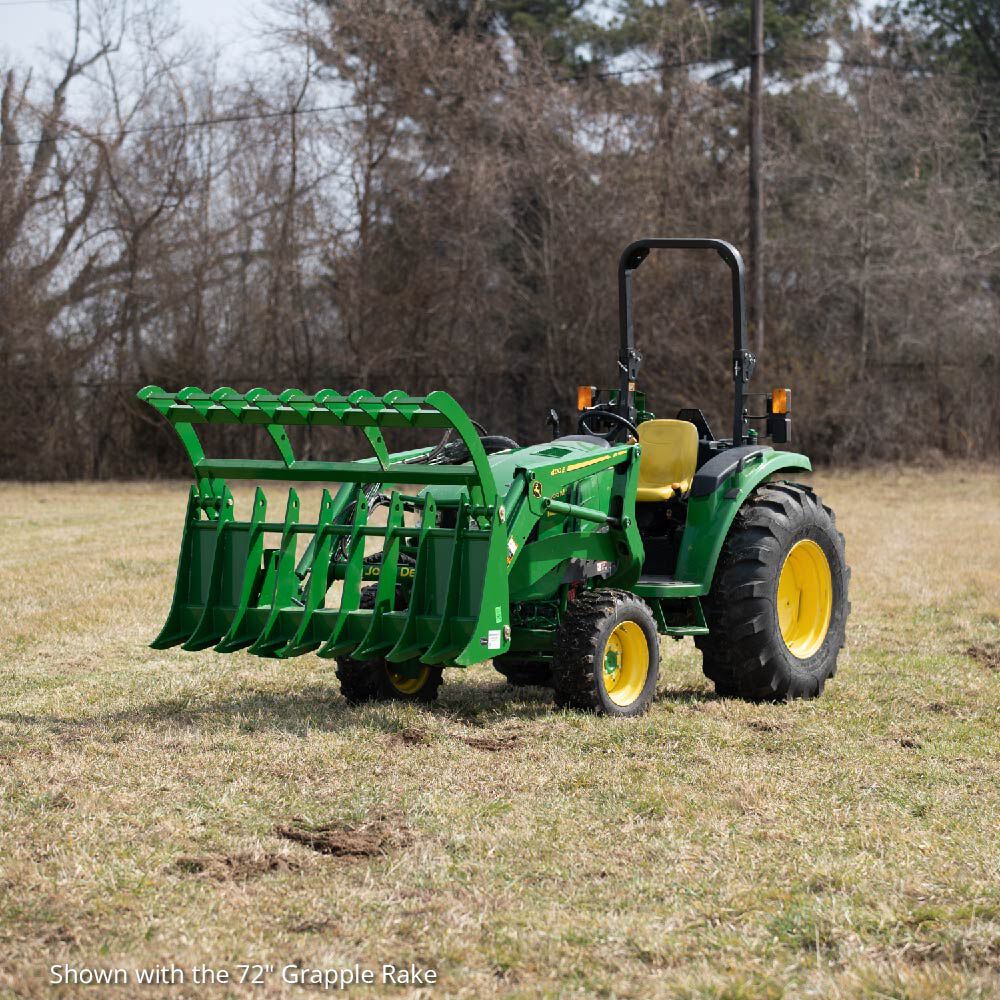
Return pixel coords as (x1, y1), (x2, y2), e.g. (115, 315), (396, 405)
(245, 387), (279, 417)
(137, 386), (512, 666)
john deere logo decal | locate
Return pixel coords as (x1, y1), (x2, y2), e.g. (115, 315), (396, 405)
(532, 481), (543, 498)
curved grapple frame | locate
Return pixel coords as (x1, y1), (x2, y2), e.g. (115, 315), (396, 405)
(138, 386), (512, 667)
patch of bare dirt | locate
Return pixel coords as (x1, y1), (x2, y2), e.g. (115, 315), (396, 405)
(276, 812), (409, 858)
(967, 642), (1000, 671)
(392, 727), (430, 746)
(746, 719), (783, 734)
(927, 701), (959, 715)
(175, 852), (300, 880)
(287, 918), (336, 934)
(458, 733), (521, 752)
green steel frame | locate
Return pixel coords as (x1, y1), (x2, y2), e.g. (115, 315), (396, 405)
(138, 383), (809, 670)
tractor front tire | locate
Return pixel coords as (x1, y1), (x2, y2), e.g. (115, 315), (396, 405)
(336, 585), (443, 705)
(336, 656), (444, 705)
(697, 482), (849, 701)
(552, 589), (660, 717)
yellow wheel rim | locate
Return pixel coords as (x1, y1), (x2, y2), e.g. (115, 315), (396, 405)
(777, 539), (833, 659)
(387, 665), (430, 695)
(601, 621), (649, 706)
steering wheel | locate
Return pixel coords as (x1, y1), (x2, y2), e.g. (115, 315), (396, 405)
(577, 407), (639, 440)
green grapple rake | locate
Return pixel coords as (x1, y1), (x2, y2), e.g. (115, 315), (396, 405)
(140, 238), (849, 716)
(138, 387), (517, 668)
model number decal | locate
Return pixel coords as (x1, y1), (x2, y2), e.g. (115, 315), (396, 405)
(548, 449), (629, 477)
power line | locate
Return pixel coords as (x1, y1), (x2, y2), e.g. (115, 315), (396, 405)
(2, 64), (727, 150)
(790, 52), (1000, 81)
(2, 52), (995, 150)
(0, 99), (362, 148)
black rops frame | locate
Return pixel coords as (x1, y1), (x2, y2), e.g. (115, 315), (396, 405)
(617, 237), (756, 447)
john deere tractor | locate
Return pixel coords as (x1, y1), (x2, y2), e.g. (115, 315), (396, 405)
(139, 238), (849, 717)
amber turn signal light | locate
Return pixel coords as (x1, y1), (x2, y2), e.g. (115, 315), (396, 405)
(577, 385), (595, 411)
(771, 387), (791, 414)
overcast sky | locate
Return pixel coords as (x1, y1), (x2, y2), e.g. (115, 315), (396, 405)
(0, 0), (251, 65)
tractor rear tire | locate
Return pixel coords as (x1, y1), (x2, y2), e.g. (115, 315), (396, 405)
(696, 482), (849, 701)
(552, 589), (660, 717)
(336, 585), (443, 704)
(494, 658), (553, 688)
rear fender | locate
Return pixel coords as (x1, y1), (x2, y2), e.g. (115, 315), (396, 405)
(674, 448), (812, 592)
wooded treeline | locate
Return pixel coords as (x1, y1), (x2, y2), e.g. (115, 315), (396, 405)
(1, 0), (997, 478)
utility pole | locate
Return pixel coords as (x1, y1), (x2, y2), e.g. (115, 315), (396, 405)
(749, 0), (765, 358)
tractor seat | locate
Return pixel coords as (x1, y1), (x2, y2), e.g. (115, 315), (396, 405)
(636, 419), (699, 503)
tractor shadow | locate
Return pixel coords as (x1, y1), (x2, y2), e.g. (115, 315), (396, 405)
(655, 685), (719, 703)
(0, 675), (559, 741)
(1, 680), (721, 742)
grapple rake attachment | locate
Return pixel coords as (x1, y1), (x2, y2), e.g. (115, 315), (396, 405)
(138, 386), (512, 666)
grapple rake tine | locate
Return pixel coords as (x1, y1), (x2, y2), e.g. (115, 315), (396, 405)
(214, 488), (269, 653)
(277, 489), (338, 658)
(245, 387), (280, 418)
(183, 499), (248, 652)
(313, 388), (349, 422)
(176, 386), (214, 418)
(316, 495), (371, 659)
(385, 494), (438, 663)
(279, 388), (315, 420)
(421, 498), (472, 665)
(382, 389), (421, 424)
(293, 481), (359, 581)
(453, 501), (511, 665)
(247, 489), (302, 657)
(210, 386), (248, 418)
(348, 388), (384, 421)
(137, 385), (173, 417)
(341, 389), (391, 466)
(351, 492), (406, 659)
(150, 484), (236, 649)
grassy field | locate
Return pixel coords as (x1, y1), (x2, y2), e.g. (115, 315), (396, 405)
(1, 469), (999, 999)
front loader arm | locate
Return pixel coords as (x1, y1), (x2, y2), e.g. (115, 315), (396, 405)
(502, 444), (643, 602)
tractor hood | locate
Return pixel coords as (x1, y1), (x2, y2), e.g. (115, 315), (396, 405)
(419, 436), (611, 508)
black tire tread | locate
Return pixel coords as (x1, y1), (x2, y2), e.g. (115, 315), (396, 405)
(335, 584), (443, 704)
(695, 482), (850, 701)
(552, 589), (659, 715)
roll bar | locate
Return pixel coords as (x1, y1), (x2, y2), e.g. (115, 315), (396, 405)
(617, 238), (755, 446)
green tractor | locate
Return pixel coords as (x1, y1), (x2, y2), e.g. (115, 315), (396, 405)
(139, 238), (849, 717)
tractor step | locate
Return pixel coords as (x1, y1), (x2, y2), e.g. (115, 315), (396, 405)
(632, 575), (703, 598)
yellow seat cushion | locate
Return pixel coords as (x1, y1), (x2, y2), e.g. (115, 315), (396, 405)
(636, 419), (699, 503)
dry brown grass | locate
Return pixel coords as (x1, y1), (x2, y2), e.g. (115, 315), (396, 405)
(1, 468), (999, 999)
